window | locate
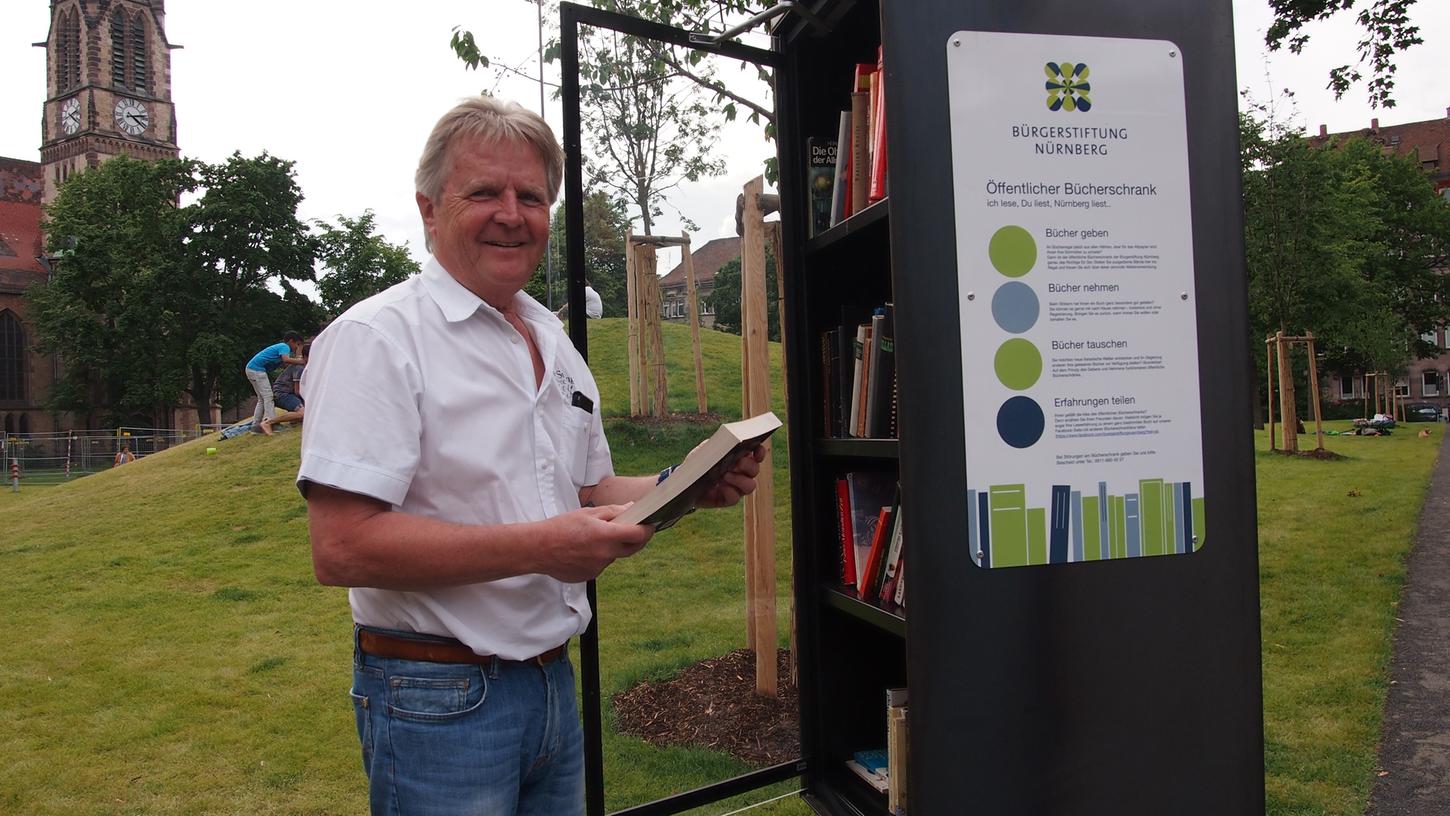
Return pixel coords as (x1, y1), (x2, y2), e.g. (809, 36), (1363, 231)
(58, 8), (81, 91)
(130, 13), (150, 92)
(111, 9), (128, 87)
(1395, 379), (1410, 398)
(1339, 375), (1356, 399)
(0, 311), (24, 402)
(1423, 370), (1440, 397)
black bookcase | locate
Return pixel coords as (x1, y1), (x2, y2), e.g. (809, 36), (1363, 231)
(771, 1), (1263, 814)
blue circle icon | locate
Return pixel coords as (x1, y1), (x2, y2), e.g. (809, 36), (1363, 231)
(991, 282), (1039, 334)
(996, 396), (1045, 449)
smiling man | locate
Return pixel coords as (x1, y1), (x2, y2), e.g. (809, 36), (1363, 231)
(296, 96), (762, 815)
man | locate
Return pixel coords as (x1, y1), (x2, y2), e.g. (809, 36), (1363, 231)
(245, 331), (304, 432)
(297, 96), (762, 815)
(113, 442), (136, 466)
(553, 278), (603, 320)
(259, 342), (308, 436)
(584, 278), (603, 319)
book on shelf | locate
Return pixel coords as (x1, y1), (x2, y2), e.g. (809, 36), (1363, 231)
(893, 557), (907, 608)
(807, 136), (838, 237)
(835, 477), (857, 590)
(844, 471), (895, 594)
(849, 90), (870, 216)
(863, 306), (894, 438)
(878, 504), (905, 604)
(829, 111), (851, 227)
(869, 45), (889, 203)
(845, 759), (889, 794)
(854, 748), (889, 776)
(614, 412), (782, 530)
(847, 323), (870, 438)
(886, 688), (909, 815)
(858, 503), (894, 600)
(869, 303), (897, 439)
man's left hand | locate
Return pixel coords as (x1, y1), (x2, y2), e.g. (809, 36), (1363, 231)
(696, 445), (766, 509)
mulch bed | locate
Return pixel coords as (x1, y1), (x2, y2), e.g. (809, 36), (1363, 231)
(612, 648), (800, 766)
(1270, 447), (1346, 460)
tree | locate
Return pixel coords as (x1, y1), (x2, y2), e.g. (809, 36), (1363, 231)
(574, 26), (725, 235)
(451, 0), (776, 221)
(706, 244), (778, 341)
(314, 210), (420, 317)
(1265, 0), (1427, 108)
(1241, 107), (1450, 421)
(29, 156), (197, 427)
(532, 189), (632, 317)
(179, 152), (319, 424)
(29, 152), (321, 427)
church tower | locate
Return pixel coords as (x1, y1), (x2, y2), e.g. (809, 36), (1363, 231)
(39, 0), (180, 204)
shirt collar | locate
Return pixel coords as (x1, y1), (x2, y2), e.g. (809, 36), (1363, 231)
(420, 255), (558, 328)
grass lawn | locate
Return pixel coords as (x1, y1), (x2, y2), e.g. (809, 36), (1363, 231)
(1256, 421), (1441, 816)
(0, 315), (1438, 814)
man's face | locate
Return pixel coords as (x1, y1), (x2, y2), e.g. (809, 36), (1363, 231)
(417, 135), (552, 307)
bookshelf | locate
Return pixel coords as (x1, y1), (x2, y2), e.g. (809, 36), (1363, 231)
(772, 0), (1262, 813)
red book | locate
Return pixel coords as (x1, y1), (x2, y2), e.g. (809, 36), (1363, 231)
(868, 47), (888, 202)
(836, 478), (857, 589)
(858, 505), (894, 599)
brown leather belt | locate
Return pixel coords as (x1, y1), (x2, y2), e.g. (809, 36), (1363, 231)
(357, 628), (566, 667)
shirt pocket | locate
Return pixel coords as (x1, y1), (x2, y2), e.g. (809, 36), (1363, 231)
(557, 407), (594, 487)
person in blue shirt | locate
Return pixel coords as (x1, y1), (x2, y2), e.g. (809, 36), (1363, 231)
(245, 331), (305, 432)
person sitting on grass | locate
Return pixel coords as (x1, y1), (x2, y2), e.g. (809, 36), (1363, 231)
(113, 443), (136, 466)
(260, 343), (309, 436)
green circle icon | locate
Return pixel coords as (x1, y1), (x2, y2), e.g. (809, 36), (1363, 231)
(989, 225), (1037, 278)
(994, 338), (1042, 390)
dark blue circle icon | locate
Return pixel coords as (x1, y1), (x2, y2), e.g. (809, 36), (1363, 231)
(991, 281), (1039, 334)
(996, 396), (1045, 449)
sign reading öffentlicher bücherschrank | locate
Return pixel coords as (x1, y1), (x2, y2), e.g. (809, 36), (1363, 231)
(946, 31), (1206, 569)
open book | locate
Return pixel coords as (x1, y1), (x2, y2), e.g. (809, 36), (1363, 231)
(613, 411), (783, 531)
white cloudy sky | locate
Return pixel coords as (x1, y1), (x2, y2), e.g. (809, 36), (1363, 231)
(1, 1), (1446, 277)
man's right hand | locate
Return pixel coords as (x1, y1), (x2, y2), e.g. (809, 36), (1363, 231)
(540, 505), (654, 583)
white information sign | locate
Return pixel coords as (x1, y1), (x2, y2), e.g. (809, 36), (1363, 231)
(946, 31), (1206, 568)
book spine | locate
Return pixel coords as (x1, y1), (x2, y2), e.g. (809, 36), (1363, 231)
(869, 45), (889, 203)
(988, 484), (1027, 568)
(879, 504), (905, 603)
(849, 91), (869, 216)
(887, 699), (908, 815)
(848, 324), (867, 438)
(830, 112), (851, 227)
(868, 305), (895, 438)
(1050, 484), (1071, 564)
(836, 477), (856, 589)
(854, 323), (874, 438)
(863, 310), (885, 438)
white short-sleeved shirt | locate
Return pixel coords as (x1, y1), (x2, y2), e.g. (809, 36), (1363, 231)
(297, 257), (614, 659)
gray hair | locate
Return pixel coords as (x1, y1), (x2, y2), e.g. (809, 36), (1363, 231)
(415, 95), (564, 204)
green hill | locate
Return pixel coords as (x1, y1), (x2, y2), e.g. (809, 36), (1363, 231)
(0, 317), (803, 815)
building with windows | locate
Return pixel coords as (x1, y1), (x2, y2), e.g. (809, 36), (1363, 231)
(1313, 111), (1450, 416)
(1, 0), (181, 433)
(657, 236), (739, 328)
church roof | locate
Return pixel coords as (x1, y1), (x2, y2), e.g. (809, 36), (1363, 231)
(0, 157), (47, 294)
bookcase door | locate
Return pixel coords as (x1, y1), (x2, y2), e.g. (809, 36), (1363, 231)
(884, 0), (1264, 813)
(557, 6), (800, 815)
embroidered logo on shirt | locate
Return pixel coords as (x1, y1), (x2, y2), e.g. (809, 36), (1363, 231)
(553, 369), (575, 401)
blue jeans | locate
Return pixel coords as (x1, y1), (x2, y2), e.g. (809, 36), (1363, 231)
(350, 630), (584, 815)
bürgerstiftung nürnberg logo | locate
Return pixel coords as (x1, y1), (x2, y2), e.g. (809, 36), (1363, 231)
(1044, 62), (1091, 112)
